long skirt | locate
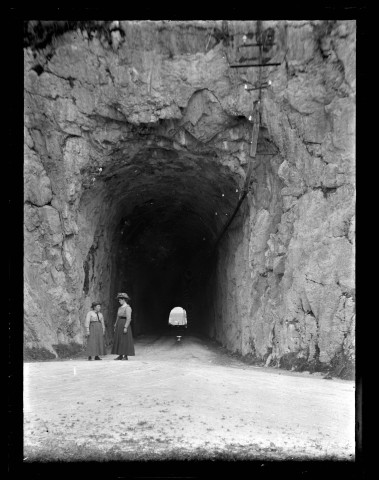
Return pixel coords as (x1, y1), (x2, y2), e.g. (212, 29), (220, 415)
(111, 318), (135, 356)
(86, 322), (105, 356)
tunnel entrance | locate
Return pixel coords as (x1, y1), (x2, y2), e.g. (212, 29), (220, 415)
(75, 108), (253, 342)
(77, 104), (283, 348)
(105, 142), (241, 337)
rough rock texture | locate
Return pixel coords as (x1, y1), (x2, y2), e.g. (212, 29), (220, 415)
(24, 20), (355, 376)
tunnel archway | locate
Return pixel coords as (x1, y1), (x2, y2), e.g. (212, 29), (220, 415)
(78, 112), (247, 340)
(74, 94), (334, 363)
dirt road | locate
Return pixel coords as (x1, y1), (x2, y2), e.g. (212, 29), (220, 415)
(23, 334), (355, 461)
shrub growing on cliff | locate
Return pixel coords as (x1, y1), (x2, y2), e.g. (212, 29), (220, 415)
(24, 346), (56, 362)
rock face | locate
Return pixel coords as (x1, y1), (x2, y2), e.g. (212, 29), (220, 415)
(24, 20), (355, 376)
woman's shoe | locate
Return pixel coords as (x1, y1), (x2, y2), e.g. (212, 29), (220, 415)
(122, 356), (128, 360)
(95, 356), (102, 360)
(114, 355), (123, 360)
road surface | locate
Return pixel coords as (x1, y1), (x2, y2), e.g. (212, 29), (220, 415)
(23, 334), (355, 461)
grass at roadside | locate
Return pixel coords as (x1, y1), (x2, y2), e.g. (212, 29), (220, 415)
(23, 439), (347, 462)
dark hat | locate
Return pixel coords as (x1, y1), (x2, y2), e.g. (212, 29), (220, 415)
(91, 301), (101, 308)
(116, 292), (130, 300)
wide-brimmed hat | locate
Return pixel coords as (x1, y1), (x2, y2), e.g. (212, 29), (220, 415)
(91, 301), (101, 308)
(116, 293), (130, 300)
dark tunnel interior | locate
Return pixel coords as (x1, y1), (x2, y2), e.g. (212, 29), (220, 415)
(115, 201), (217, 336)
(108, 173), (241, 337)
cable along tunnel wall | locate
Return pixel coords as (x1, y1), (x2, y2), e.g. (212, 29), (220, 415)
(24, 20), (355, 377)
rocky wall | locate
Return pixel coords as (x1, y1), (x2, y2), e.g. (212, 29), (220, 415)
(24, 20), (355, 375)
(210, 21), (355, 376)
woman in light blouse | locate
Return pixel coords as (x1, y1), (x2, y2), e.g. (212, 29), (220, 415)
(84, 301), (105, 360)
(112, 293), (135, 360)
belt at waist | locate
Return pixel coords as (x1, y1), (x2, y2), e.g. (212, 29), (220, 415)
(119, 316), (127, 319)
(90, 320), (100, 322)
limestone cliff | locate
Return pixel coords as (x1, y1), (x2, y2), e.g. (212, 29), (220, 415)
(24, 20), (355, 377)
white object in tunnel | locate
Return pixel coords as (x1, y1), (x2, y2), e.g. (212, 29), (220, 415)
(168, 307), (187, 326)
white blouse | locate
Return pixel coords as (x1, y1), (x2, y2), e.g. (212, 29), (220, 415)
(84, 311), (105, 335)
(116, 304), (132, 328)
(117, 304), (131, 318)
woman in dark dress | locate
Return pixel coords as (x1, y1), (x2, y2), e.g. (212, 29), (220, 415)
(85, 301), (105, 360)
(112, 293), (135, 360)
